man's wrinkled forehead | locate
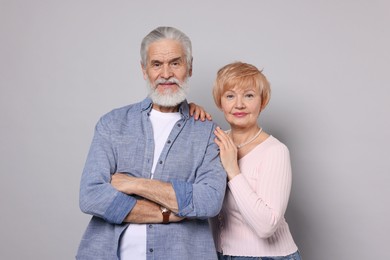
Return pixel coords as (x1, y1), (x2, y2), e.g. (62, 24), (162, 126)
(146, 39), (186, 63)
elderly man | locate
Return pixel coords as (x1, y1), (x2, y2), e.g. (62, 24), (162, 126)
(76, 26), (226, 260)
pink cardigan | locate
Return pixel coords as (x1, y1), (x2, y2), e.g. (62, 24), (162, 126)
(210, 136), (298, 257)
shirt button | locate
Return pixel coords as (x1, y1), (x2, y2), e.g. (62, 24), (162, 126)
(149, 224), (153, 228)
(159, 160), (163, 164)
(177, 123), (181, 127)
(149, 248), (153, 253)
(167, 140), (171, 144)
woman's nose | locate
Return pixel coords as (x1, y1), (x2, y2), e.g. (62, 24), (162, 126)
(235, 97), (245, 109)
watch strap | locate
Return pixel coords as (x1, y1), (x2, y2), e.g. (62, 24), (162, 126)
(161, 207), (171, 224)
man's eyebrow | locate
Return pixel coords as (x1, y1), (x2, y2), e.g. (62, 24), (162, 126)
(169, 57), (183, 63)
(150, 59), (162, 64)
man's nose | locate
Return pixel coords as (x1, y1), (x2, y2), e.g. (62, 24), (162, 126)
(161, 64), (173, 79)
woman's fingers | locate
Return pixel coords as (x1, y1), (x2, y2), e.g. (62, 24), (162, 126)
(214, 127), (234, 150)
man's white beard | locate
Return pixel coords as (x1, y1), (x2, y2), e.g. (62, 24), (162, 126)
(147, 77), (189, 107)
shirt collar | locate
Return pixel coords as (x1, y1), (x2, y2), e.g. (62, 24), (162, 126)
(141, 97), (190, 120)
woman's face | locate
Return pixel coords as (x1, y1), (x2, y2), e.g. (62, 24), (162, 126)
(220, 86), (262, 129)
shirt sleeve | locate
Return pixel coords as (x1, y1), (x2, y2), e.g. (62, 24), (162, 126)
(228, 143), (292, 238)
(79, 116), (137, 224)
(171, 125), (227, 219)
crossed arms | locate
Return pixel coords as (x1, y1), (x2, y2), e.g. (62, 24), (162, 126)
(79, 103), (226, 225)
(111, 174), (183, 223)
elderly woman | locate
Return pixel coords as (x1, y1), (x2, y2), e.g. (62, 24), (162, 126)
(210, 62), (301, 260)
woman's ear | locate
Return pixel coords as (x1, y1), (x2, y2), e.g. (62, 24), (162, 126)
(260, 95), (270, 111)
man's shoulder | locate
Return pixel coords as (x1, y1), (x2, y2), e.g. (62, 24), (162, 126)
(101, 99), (148, 121)
(96, 99), (149, 133)
(103, 104), (136, 119)
(184, 117), (217, 134)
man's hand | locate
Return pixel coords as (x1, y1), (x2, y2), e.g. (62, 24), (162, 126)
(189, 102), (212, 121)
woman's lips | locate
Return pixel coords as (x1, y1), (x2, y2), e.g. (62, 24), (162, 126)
(233, 112), (247, 117)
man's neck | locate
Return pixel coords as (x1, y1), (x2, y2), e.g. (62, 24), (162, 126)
(152, 103), (180, 113)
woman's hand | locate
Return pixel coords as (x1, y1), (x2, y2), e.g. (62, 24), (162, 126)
(214, 127), (240, 180)
(189, 102), (212, 121)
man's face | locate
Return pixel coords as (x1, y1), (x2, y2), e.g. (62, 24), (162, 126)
(142, 39), (192, 107)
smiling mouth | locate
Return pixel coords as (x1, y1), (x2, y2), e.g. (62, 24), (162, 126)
(157, 83), (178, 91)
(233, 112), (247, 117)
(159, 82), (176, 86)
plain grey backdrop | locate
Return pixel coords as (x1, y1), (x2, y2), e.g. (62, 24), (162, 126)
(1, 0), (389, 259)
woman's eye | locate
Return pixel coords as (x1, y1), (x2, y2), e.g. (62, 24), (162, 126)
(245, 94), (254, 98)
(226, 95), (234, 99)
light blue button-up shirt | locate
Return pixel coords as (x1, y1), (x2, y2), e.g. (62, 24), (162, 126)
(76, 98), (227, 260)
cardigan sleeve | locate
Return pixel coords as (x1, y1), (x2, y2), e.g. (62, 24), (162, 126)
(228, 143), (292, 238)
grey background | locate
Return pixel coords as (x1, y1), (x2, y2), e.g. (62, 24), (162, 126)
(1, 1), (389, 259)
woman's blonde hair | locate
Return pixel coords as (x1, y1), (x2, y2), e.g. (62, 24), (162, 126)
(213, 62), (271, 110)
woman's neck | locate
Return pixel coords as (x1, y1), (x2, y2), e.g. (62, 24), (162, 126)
(229, 125), (261, 146)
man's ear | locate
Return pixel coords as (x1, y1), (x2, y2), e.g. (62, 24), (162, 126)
(141, 61), (147, 80)
(188, 58), (193, 77)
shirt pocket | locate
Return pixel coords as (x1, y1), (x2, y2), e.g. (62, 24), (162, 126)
(115, 137), (142, 174)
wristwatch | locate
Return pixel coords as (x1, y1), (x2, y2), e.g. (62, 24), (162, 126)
(160, 206), (171, 224)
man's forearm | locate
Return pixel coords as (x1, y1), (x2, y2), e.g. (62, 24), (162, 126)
(132, 178), (179, 213)
(111, 173), (179, 213)
(124, 199), (161, 223)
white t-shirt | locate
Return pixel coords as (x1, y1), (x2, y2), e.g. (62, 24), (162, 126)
(119, 109), (180, 259)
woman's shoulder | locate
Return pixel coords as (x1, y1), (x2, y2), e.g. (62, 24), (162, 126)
(253, 135), (289, 156)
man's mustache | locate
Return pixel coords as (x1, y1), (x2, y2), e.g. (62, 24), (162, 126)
(154, 78), (182, 87)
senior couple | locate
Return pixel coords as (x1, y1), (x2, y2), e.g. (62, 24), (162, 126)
(76, 26), (301, 260)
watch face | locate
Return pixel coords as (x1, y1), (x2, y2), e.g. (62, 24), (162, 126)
(161, 207), (169, 213)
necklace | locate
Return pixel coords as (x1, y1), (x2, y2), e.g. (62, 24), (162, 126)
(228, 128), (263, 149)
